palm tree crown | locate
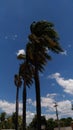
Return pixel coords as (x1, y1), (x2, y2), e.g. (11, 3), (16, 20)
(14, 74), (22, 88)
(30, 20), (63, 53)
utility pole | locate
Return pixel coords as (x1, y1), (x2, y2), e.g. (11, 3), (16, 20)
(71, 103), (73, 130)
(54, 102), (60, 130)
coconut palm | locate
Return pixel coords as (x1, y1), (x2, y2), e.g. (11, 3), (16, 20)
(26, 20), (63, 130)
(14, 74), (22, 130)
(17, 54), (33, 130)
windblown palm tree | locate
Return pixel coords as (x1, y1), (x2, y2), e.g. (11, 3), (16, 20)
(14, 74), (22, 130)
(17, 54), (33, 130)
(26, 20), (63, 130)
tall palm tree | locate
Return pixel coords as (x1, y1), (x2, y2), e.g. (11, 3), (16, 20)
(26, 20), (63, 130)
(14, 74), (22, 130)
(26, 42), (51, 130)
(17, 55), (33, 130)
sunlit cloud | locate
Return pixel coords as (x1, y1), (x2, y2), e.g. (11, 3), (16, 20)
(30, 95), (73, 120)
(0, 33), (18, 41)
(0, 96), (73, 124)
(41, 97), (73, 120)
(41, 97), (55, 109)
(17, 49), (25, 56)
(26, 111), (35, 125)
(27, 98), (33, 105)
(0, 100), (16, 114)
(62, 94), (66, 98)
(0, 100), (35, 125)
(49, 73), (73, 95)
(46, 93), (57, 98)
(61, 50), (67, 55)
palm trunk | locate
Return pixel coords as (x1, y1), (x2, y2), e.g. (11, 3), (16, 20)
(16, 87), (19, 130)
(33, 43), (41, 130)
(23, 81), (26, 130)
(34, 65), (41, 130)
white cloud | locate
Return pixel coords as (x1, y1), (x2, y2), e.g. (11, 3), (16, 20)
(0, 100), (15, 114)
(0, 100), (22, 115)
(0, 100), (36, 125)
(45, 113), (56, 120)
(17, 49), (25, 56)
(41, 96), (73, 120)
(61, 50), (67, 55)
(49, 73), (73, 94)
(0, 96), (73, 125)
(26, 111), (35, 125)
(56, 100), (72, 119)
(27, 98), (33, 104)
(46, 93), (57, 98)
(38, 96), (73, 120)
(41, 97), (55, 109)
(58, 100), (71, 112)
(26, 93), (73, 120)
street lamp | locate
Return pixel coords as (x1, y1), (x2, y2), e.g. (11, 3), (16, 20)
(54, 102), (60, 130)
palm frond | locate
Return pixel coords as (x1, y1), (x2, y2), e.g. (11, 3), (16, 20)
(17, 54), (26, 60)
(14, 74), (22, 87)
(30, 20), (54, 36)
(19, 62), (34, 87)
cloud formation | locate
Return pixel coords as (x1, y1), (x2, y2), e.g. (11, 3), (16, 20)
(61, 50), (67, 55)
(49, 73), (73, 94)
(0, 93), (73, 124)
(17, 49), (25, 56)
(0, 33), (18, 41)
(26, 95), (73, 121)
(0, 100), (15, 114)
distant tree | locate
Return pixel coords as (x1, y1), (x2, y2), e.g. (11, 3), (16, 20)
(0, 112), (6, 122)
(6, 116), (14, 129)
(28, 115), (47, 130)
(0, 112), (22, 129)
(28, 115), (37, 129)
(0, 112), (6, 129)
(60, 117), (72, 127)
(12, 112), (16, 128)
(46, 118), (57, 130)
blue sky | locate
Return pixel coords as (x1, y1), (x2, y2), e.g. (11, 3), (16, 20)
(0, 0), (73, 124)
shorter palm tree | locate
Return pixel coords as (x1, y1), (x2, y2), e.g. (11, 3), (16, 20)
(17, 53), (34, 130)
(19, 62), (33, 130)
(14, 74), (22, 130)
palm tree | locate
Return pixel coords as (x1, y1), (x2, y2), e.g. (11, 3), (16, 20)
(26, 20), (63, 130)
(14, 74), (22, 130)
(17, 55), (33, 130)
(26, 42), (51, 130)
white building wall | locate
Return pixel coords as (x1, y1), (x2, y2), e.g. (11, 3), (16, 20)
(54, 126), (72, 130)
